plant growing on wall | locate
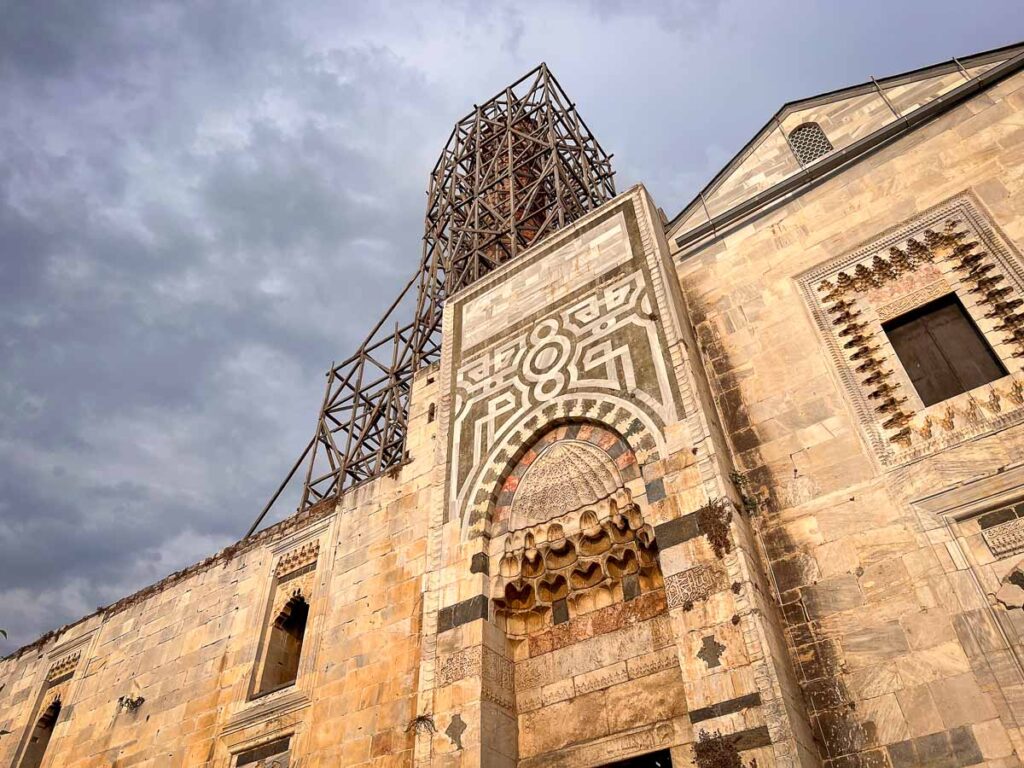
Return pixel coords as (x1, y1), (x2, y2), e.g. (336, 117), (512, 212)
(729, 471), (763, 515)
(694, 729), (744, 768)
(697, 498), (733, 558)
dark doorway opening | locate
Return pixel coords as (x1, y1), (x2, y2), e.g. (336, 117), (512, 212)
(256, 594), (309, 695)
(603, 748), (673, 767)
(883, 293), (1006, 407)
(19, 699), (61, 768)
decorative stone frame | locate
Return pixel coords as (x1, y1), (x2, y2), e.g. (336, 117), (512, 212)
(471, 405), (660, 541)
(221, 514), (337, 751)
(435, 190), (698, 537)
(911, 464), (1024, 725)
(10, 630), (95, 767)
(491, 421), (643, 535)
(799, 192), (1024, 467)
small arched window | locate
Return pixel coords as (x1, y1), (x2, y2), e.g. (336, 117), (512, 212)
(788, 122), (833, 165)
(19, 698), (61, 768)
(256, 594), (309, 694)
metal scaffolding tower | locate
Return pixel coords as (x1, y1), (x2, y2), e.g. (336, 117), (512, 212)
(248, 63), (615, 535)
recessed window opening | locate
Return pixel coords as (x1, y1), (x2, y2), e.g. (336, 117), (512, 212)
(788, 122), (833, 165)
(236, 735), (292, 766)
(256, 594), (309, 695)
(883, 293), (1007, 407)
(19, 698), (61, 768)
(602, 748), (673, 767)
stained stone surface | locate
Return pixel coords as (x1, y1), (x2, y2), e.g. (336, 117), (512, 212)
(2, 53), (1024, 768)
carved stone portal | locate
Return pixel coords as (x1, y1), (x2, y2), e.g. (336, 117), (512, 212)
(491, 423), (663, 637)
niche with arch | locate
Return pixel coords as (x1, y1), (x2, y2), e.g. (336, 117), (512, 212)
(489, 422), (664, 637)
(18, 699), (61, 768)
(251, 540), (320, 698)
(15, 651), (80, 768)
(256, 593), (309, 694)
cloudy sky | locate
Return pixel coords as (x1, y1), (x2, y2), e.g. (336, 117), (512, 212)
(0, 0), (1020, 652)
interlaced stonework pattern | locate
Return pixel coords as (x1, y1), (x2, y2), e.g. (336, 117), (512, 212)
(800, 193), (1024, 465)
(11, 45), (1024, 768)
(441, 197), (687, 532)
(292, 64), (616, 514)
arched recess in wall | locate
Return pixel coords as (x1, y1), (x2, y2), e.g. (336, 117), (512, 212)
(256, 592), (309, 695)
(487, 421), (664, 639)
(459, 394), (667, 539)
(18, 697), (61, 768)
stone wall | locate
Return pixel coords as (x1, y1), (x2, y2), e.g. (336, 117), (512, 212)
(413, 186), (815, 768)
(0, 369), (439, 768)
(672, 68), (1024, 768)
(4, 58), (1024, 768)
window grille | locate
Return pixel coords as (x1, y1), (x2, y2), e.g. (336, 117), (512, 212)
(788, 122), (833, 164)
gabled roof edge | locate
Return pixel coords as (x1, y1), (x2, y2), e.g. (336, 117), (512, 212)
(672, 46), (1024, 254)
(667, 41), (1024, 234)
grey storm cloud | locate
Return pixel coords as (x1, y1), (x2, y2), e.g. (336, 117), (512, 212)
(0, 0), (1021, 651)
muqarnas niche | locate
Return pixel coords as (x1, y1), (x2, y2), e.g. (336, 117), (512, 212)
(490, 423), (663, 638)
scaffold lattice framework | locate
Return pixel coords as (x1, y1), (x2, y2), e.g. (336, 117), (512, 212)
(248, 63), (616, 536)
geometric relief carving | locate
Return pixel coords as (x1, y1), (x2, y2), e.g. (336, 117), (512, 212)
(510, 439), (623, 527)
(435, 646), (482, 688)
(248, 540), (321, 699)
(874, 278), (951, 322)
(799, 193), (1024, 467)
(493, 423), (641, 536)
(267, 541), (321, 621)
(493, 492), (662, 637)
(491, 425), (665, 638)
(13, 648), (84, 768)
(481, 648), (515, 710)
(518, 721), (675, 768)
(451, 255), (679, 522)
(434, 646), (515, 710)
(45, 652), (80, 683)
(984, 518), (1024, 558)
(276, 541), (320, 578)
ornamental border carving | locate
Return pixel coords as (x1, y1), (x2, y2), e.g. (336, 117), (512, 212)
(798, 192), (1024, 467)
(438, 192), (692, 534)
(10, 631), (95, 767)
(983, 517), (1024, 558)
(434, 646), (515, 710)
(45, 651), (80, 683)
(665, 564), (728, 609)
(276, 540), (320, 578)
